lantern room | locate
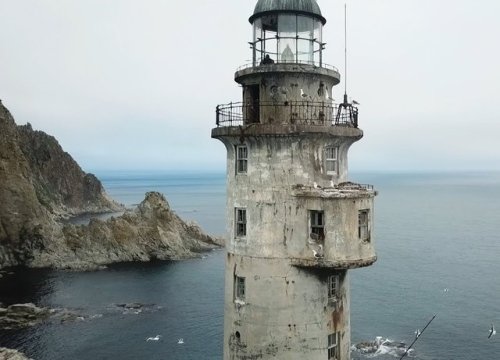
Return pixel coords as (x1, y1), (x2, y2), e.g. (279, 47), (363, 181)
(249, 0), (326, 66)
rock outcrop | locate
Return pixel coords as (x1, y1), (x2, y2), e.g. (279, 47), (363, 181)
(0, 101), (221, 269)
(0, 348), (33, 360)
(0, 303), (52, 330)
(31, 192), (221, 270)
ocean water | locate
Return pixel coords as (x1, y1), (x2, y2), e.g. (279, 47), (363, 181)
(1, 171), (499, 360)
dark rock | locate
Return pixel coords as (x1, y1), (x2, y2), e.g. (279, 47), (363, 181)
(0, 303), (51, 330)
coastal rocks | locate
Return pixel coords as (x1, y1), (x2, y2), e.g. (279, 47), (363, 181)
(47, 192), (221, 269)
(0, 348), (33, 360)
(352, 337), (411, 357)
(0, 303), (51, 330)
(0, 102), (221, 270)
(16, 123), (123, 217)
(0, 102), (123, 268)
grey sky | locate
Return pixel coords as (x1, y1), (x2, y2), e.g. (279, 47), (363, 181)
(1, 0), (499, 173)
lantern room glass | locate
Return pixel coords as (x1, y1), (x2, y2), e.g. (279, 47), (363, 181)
(252, 13), (323, 67)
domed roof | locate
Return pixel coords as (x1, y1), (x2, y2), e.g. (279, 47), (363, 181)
(249, 0), (326, 24)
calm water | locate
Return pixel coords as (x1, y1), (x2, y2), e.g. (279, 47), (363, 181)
(1, 171), (499, 359)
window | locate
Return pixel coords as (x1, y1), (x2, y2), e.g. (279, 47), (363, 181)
(325, 147), (338, 174)
(235, 276), (246, 301)
(310, 210), (325, 241)
(358, 210), (370, 242)
(328, 275), (339, 302)
(328, 333), (339, 360)
(236, 146), (248, 174)
(236, 208), (247, 237)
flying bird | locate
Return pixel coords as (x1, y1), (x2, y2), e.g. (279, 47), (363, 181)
(415, 329), (421, 339)
(178, 338), (184, 344)
(300, 89), (308, 98)
(146, 335), (161, 342)
(488, 324), (496, 339)
(352, 99), (360, 105)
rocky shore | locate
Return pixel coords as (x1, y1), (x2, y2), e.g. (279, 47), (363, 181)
(0, 348), (33, 360)
(0, 101), (221, 270)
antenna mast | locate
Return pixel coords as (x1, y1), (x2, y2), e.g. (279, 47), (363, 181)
(343, 3), (348, 104)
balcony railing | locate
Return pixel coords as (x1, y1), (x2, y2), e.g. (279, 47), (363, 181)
(235, 61), (340, 73)
(215, 101), (358, 128)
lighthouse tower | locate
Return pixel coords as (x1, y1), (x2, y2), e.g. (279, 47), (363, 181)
(212, 1), (377, 359)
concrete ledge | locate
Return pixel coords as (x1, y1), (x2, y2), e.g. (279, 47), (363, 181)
(292, 183), (377, 199)
(235, 63), (340, 85)
(211, 124), (363, 139)
(290, 255), (377, 269)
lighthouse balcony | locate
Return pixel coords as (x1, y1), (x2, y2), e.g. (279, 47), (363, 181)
(215, 101), (358, 128)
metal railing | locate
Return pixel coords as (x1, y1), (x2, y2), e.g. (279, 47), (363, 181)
(215, 101), (358, 128)
(235, 61), (339, 73)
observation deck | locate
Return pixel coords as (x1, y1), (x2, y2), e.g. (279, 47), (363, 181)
(215, 101), (358, 127)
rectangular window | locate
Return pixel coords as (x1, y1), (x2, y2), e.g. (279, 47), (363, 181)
(310, 210), (325, 241)
(236, 146), (248, 174)
(328, 333), (339, 360)
(235, 276), (246, 301)
(325, 147), (338, 174)
(236, 208), (247, 237)
(358, 209), (370, 242)
(328, 275), (339, 302)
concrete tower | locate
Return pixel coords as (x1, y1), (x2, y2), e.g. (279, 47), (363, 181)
(212, 1), (377, 359)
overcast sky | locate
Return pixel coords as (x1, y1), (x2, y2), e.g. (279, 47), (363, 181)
(1, 0), (499, 173)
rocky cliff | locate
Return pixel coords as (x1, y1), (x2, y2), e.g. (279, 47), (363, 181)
(0, 101), (221, 269)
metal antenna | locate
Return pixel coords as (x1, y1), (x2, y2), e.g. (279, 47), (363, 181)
(399, 315), (437, 360)
(344, 3), (347, 94)
(343, 3), (348, 104)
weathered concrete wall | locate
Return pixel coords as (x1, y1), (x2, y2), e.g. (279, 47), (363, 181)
(237, 65), (340, 126)
(224, 254), (350, 360)
(218, 134), (376, 264)
(216, 130), (375, 359)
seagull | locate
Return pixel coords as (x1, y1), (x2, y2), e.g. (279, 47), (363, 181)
(488, 324), (496, 339)
(178, 338), (184, 344)
(415, 329), (421, 339)
(313, 182), (318, 189)
(443, 288), (449, 293)
(300, 89), (308, 98)
(352, 99), (360, 105)
(312, 244), (323, 258)
(146, 335), (161, 342)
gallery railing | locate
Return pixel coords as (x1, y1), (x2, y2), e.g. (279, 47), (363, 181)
(215, 101), (358, 128)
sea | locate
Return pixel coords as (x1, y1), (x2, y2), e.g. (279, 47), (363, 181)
(1, 171), (499, 360)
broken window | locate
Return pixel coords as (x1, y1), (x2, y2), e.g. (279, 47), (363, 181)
(236, 145), (248, 174)
(310, 210), (325, 241)
(328, 275), (339, 302)
(328, 333), (339, 360)
(325, 146), (338, 174)
(236, 208), (247, 237)
(358, 209), (370, 242)
(235, 276), (246, 301)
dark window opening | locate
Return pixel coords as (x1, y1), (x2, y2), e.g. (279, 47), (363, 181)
(310, 210), (325, 241)
(235, 276), (246, 301)
(358, 209), (370, 242)
(236, 208), (247, 237)
(236, 146), (248, 174)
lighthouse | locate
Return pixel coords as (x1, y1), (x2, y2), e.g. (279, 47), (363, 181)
(212, 1), (377, 359)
